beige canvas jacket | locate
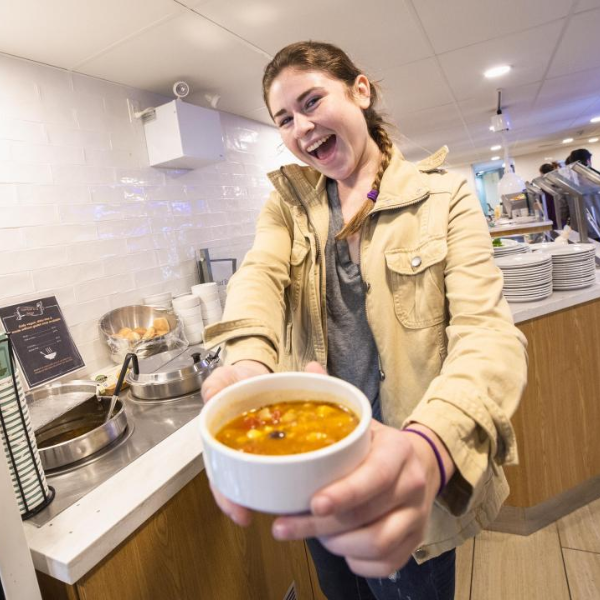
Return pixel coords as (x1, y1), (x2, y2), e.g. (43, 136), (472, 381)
(204, 146), (528, 562)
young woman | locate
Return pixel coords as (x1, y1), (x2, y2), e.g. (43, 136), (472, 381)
(202, 41), (527, 600)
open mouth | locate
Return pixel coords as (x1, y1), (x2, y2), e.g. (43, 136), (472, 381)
(306, 134), (337, 161)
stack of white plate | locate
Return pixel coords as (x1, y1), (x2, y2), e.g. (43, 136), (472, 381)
(172, 294), (204, 344)
(143, 292), (173, 311)
(191, 283), (223, 326)
(530, 243), (597, 290)
(0, 373), (50, 515)
(493, 238), (530, 258)
(495, 253), (553, 303)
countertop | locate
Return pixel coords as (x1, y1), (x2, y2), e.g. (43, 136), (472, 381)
(24, 414), (206, 584)
(24, 273), (600, 584)
(488, 219), (553, 235)
(509, 272), (600, 323)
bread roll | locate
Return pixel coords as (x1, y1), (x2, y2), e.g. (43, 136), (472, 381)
(142, 326), (156, 340)
(153, 318), (170, 333)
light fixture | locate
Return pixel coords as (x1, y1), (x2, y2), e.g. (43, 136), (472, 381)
(491, 145), (502, 151)
(562, 138), (574, 144)
(491, 156), (500, 161)
(544, 157), (552, 160)
(489, 126), (495, 131)
(591, 116), (600, 124)
(484, 65), (511, 79)
(590, 137), (599, 143)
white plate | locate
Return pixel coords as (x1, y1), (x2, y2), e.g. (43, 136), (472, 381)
(553, 281), (596, 290)
(506, 291), (554, 303)
(505, 285), (554, 297)
(495, 253), (552, 268)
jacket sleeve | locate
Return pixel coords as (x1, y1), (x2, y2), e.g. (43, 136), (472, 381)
(404, 175), (528, 516)
(202, 190), (293, 371)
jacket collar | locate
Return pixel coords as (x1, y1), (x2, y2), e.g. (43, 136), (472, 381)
(267, 145), (448, 211)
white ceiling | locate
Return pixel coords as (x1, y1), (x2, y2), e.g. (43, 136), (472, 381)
(1, 0), (600, 166)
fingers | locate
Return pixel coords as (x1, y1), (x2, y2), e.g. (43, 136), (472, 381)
(319, 506), (424, 561)
(201, 366), (238, 402)
(344, 528), (423, 578)
(310, 422), (414, 516)
(201, 360), (269, 402)
(210, 483), (253, 527)
(304, 361), (327, 375)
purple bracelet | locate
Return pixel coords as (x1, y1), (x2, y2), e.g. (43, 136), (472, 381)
(403, 428), (447, 497)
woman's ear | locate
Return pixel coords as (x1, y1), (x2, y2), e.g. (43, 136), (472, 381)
(353, 74), (372, 109)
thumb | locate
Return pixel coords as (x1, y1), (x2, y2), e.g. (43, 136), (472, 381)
(305, 361), (327, 375)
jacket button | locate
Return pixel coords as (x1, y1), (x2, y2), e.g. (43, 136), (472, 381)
(411, 256), (422, 268)
(415, 548), (427, 560)
(379, 370), (385, 381)
(365, 282), (371, 293)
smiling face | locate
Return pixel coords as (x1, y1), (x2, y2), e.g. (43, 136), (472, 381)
(267, 68), (380, 184)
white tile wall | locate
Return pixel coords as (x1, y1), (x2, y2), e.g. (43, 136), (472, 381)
(0, 52), (298, 377)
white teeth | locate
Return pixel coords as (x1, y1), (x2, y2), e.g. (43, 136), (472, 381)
(306, 135), (332, 153)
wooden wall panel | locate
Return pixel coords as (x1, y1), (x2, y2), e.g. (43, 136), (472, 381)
(506, 298), (600, 508)
(69, 470), (314, 600)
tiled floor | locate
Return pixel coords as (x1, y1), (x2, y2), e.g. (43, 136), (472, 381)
(455, 498), (600, 599)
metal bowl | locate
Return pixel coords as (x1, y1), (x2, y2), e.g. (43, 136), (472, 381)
(99, 305), (186, 363)
(35, 396), (128, 470)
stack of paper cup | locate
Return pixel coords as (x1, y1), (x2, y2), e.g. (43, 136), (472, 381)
(143, 292), (173, 311)
(191, 283), (223, 326)
(0, 372), (50, 516)
(172, 294), (204, 344)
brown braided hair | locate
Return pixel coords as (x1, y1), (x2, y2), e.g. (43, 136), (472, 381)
(262, 41), (394, 240)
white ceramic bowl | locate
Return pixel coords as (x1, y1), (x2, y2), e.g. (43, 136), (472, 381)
(181, 312), (204, 326)
(175, 305), (203, 317)
(192, 283), (218, 295)
(199, 372), (372, 514)
(172, 294), (200, 309)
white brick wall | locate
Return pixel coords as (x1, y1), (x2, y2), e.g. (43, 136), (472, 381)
(0, 52), (298, 376)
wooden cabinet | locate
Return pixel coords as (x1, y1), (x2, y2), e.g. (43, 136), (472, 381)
(37, 470), (325, 600)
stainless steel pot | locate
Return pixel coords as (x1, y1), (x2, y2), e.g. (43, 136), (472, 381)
(35, 394), (128, 470)
(126, 348), (220, 401)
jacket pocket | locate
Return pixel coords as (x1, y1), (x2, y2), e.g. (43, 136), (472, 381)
(385, 238), (447, 329)
(289, 239), (310, 311)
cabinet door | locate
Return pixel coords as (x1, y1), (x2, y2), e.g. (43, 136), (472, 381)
(68, 470), (315, 600)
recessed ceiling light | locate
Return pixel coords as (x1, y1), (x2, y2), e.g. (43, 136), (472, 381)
(484, 65), (511, 79)
(590, 116), (600, 123)
(491, 145), (502, 151)
(562, 138), (574, 144)
(544, 157), (553, 160)
(491, 156), (500, 161)
(590, 137), (599, 143)
(489, 126), (495, 131)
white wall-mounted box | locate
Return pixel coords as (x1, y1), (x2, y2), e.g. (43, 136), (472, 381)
(143, 100), (225, 169)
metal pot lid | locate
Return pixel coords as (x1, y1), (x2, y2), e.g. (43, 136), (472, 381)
(126, 348), (220, 388)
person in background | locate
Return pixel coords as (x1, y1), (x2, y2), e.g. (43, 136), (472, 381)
(539, 162), (556, 175)
(566, 148), (593, 168)
(202, 41), (527, 600)
(538, 163), (559, 226)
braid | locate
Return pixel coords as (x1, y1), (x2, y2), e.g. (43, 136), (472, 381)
(335, 121), (393, 241)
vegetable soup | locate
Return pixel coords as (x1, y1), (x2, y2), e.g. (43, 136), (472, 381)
(216, 401), (359, 455)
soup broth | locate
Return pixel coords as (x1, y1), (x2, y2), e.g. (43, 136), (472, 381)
(216, 401), (359, 455)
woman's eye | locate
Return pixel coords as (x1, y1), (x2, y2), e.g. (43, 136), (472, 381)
(306, 96), (321, 110)
(278, 116), (292, 127)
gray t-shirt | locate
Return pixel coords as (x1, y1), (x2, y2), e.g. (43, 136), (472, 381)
(325, 179), (382, 421)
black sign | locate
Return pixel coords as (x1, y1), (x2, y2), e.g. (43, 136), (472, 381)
(0, 297), (85, 388)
